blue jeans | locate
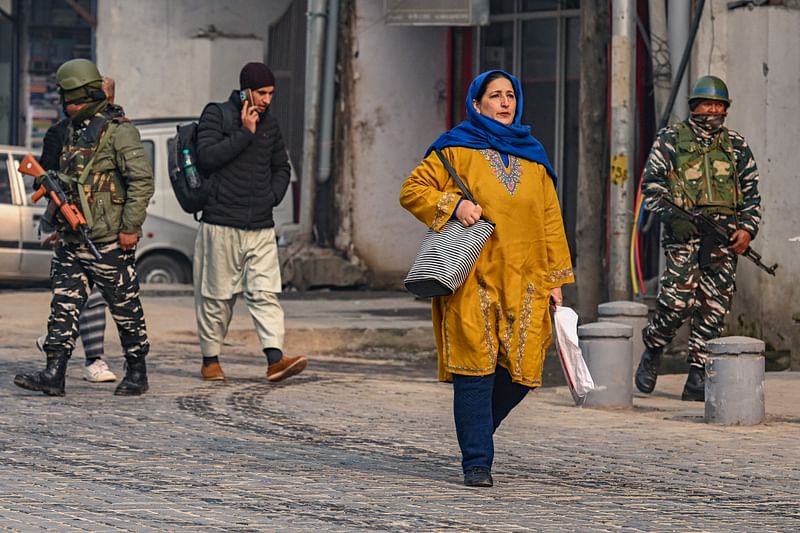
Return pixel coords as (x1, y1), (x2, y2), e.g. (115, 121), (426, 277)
(452, 365), (530, 473)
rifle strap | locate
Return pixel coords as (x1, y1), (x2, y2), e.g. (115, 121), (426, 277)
(75, 121), (118, 227)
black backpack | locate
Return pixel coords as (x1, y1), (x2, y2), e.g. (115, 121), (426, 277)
(167, 101), (236, 218)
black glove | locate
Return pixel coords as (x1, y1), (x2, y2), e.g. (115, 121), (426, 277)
(669, 212), (698, 241)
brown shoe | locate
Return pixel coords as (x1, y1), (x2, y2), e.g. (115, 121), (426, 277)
(201, 361), (225, 381)
(266, 355), (308, 382)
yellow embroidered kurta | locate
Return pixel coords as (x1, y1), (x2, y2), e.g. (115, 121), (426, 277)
(400, 146), (574, 387)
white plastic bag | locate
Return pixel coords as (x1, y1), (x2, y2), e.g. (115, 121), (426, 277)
(553, 305), (596, 406)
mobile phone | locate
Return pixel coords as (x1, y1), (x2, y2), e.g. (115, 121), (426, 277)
(239, 89), (255, 108)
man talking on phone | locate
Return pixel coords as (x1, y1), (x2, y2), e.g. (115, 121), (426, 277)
(193, 61), (307, 383)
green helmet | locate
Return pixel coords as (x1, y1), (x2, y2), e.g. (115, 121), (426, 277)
(689, 75), (731, 107)
(56, 59), (102, 91)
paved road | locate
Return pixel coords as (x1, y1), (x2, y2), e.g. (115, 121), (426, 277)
(1, 291), (799, 532)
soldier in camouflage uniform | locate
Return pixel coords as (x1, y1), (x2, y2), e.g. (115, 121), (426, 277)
(635, 75), (762, 401)
(14, 59), (155, 397)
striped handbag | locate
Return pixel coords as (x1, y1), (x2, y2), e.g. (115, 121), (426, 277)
(404, 150), (495, 298)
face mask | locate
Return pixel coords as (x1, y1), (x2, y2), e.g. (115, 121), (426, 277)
(69, 99), (108, 125)
(691, 113), (726, 133)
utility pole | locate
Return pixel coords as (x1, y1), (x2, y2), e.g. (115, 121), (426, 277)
(667, 0), (690, 122)
(649, 0), (671, 280)
(608, 0), (636, 301)
(575, 0), (610, 321)
(648, 0), (672, 123)
(300, 0), (328, 242)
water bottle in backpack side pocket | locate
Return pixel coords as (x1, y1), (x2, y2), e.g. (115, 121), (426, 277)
(181, 148), (201, 189)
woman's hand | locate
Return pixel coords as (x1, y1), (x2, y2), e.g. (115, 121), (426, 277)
(455, 200), (483, 227)
(550, 287), (563, 308)
(241, 101), (259, 134)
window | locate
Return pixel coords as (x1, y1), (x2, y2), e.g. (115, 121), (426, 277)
(0, 11), (16, 145)
(26, 0), (94, 150)
(0, 156), (12, 204)
(12, 154), (37, 204)
(490, 0), (516, 15)
(142, 140), (155, 173)
(521, 0), (579, 11)
(521, 18), (558, 160)
(478, 0), (580, 255)
(480, 22), (513, 72)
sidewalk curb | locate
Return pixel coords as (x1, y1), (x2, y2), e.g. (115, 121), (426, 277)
(140, 283), (194, 297)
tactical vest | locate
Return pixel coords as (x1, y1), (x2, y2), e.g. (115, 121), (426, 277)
(667, 122), (741, 215)
(58, 110), (125, 230)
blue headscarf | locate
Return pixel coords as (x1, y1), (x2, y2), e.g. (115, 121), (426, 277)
(426, 69), (557, 184)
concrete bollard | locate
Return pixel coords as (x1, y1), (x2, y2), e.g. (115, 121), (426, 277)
(791, 312), (800, 371)
(578, 322), (634, 408)
(598, 300), (649, 379)
(705, 336), (766, 425)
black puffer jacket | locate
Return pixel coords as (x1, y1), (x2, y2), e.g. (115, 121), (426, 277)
(196, 91), (291, 229)
(40, 118), (69, 171)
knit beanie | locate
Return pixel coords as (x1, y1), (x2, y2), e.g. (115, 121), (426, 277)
(240, 62), (275, 90)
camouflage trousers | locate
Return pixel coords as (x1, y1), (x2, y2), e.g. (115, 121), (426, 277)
(43, 241), (149, 360)
(643, 242), (737, 365)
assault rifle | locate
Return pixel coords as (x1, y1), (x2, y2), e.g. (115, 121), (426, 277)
(19, 154), (102, 260)
(657, 195), (778, 276)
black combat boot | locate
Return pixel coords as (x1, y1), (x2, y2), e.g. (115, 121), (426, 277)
(635, 347), (663, 394)
(114, 357), (149, 396)
(14, 352), (69, 396)
(681, 364), (705, 402)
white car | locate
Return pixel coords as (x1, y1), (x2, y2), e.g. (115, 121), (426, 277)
(0, 119), (296, 284)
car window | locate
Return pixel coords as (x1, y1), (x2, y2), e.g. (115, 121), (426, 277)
(12, 154), (37, 204)
(0, 155), (12, 204)
(142, 140), (155, 172)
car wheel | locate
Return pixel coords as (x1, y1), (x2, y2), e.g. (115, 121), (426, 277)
(136, 254), (189, 284)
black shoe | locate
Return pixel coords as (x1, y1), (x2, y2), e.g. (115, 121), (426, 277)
(114, 357), (149, 396)
(681, 365), (705, 402)
(463, 468), (493, 487)
(13, 352), (69, 396)
(635, 347), (663, 394)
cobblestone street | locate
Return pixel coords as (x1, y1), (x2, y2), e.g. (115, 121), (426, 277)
(1, 291), (799, 532)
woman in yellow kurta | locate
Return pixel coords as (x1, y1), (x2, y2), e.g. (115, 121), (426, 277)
(400, 70), (574, 487)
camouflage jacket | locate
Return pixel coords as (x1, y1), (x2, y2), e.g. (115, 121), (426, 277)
(642, 118), (762, 245)
(58, 105), (155, 244)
